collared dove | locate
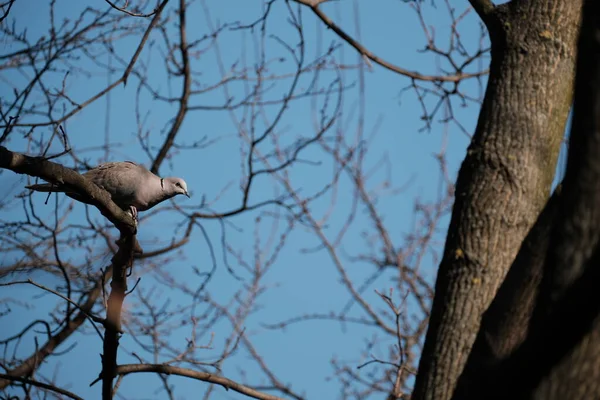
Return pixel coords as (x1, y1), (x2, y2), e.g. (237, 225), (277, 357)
(26, 161), (189, 218)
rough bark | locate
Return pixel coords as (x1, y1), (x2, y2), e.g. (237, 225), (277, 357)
(491, 3), (600, 398)
(101, 235), (134, 400)
(495, 253), (600, 400)
(412, 1), (581, 399)
(454, 4), (600, 398)
(452, 188), (560, 399)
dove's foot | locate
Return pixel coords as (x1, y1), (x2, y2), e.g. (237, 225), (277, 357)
(128, 205), (138, 221)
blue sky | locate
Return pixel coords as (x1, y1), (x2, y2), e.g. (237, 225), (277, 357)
(0, 1), (566, 399)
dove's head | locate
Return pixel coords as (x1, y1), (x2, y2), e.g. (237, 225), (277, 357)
(163, 177), (190, 198)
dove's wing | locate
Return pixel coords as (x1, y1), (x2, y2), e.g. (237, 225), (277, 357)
(83, 162), (162, 211)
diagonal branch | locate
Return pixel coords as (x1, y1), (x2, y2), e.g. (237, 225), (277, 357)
(104, 0), (163, 18)
(0, 0), (169, 129)
(0, 270), (108, 390)
(293, 0), (488, 82)
(116, 364), (285, 400)
(150, 0), (190, 174)
(453, 187), (561, 398)
(0, 0), (16, 23)
(122, 0), (170, 84)
(0, 374), (84, 400)
(468, 0), (496, 26)
(0, 146), (135, 234)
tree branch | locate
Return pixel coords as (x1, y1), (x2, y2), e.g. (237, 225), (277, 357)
(453, 187), (561, 398)
(0, 147), (140, 399)
(468, 0), (495, 25)
(150, 0), (190, 174)
(0, 146), (135, 234)
(104, 0), (163, 18)
(0, 0), (15, 23)
(0, 271), (108, 390)
(116, 364), (285, 400)
(101, 235), (135, 400)
(122, 0), (170, 84)
(293, 0), (488, 82)
(0, 374), (84, 400)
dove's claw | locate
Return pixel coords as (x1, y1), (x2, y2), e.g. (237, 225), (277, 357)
(129, 205), (138, 221)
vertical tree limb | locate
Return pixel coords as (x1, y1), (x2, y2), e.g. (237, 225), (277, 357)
(101, 234), (135, 400)
(412, 2), (582, 399)
(488, 3), (600, 398)
(452, 188), (560, 398)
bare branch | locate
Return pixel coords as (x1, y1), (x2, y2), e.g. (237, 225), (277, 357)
(0, 374), (84, 400)
(116, 364), (285, 400)
(293, 0), (488, 82)
(0, 146), (135, 234)
(104, 0), (163, 18)
(468, 0), (496, 25)
(0, 0), (15, 23)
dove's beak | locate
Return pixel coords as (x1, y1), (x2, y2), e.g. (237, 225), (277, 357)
(185, 191), (190, 198)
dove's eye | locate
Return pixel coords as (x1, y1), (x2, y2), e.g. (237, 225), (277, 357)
(176, 183), (181, 187)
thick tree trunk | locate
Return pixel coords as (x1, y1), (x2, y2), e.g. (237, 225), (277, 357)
(491, 3), (600, 398)
(451, 189), (560, 399)
(528, 5), (600, 396)
(412, 1), (581, 399)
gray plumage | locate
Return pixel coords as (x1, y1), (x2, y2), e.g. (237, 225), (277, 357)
(26, 161), (189, 216)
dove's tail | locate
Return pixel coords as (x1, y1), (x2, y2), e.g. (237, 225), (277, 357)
(25, 183), (68, 193)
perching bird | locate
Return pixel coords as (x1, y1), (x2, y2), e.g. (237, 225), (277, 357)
(26, 161), (189, 218)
